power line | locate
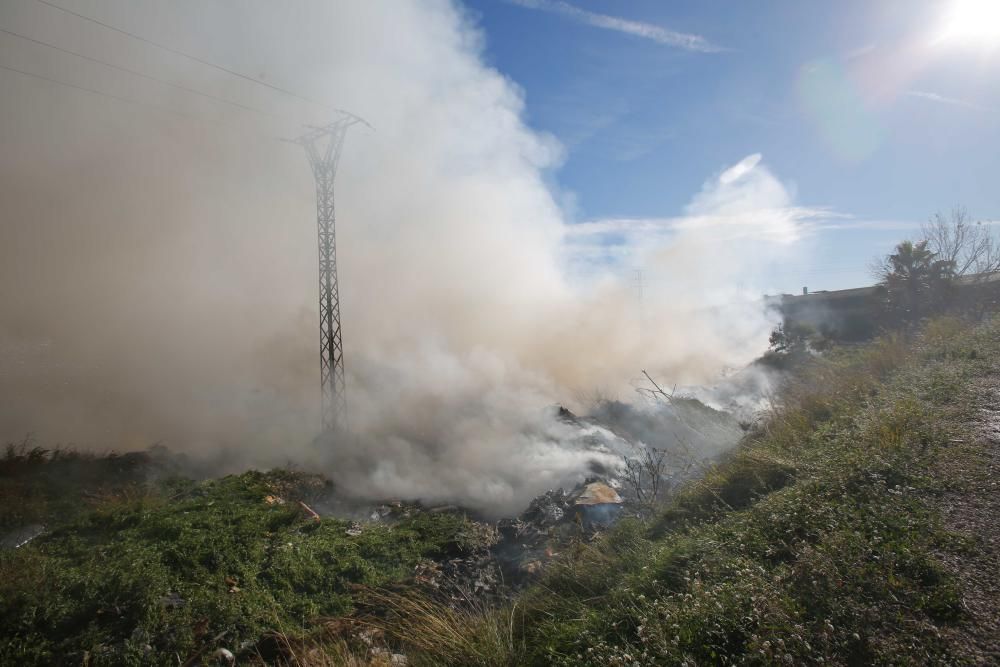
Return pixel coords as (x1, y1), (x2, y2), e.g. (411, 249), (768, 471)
(0, 61), (235, 123)
(0, 26), (286, 121)
(33, 0), (334, 113)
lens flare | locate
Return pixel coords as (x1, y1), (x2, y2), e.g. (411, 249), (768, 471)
(937, 0), (1000, 47)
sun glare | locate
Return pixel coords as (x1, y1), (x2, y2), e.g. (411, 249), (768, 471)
(937, 0), (1000, 47)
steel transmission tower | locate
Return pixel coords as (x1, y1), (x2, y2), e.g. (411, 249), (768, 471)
(293, 114), (366, 432)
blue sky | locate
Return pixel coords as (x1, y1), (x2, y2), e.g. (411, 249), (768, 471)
(461, 0), (1000, 292)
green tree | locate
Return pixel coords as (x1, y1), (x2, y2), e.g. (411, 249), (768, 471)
(761, 321), (827, 368)
(873, 240), (955, 322)
(768, 321), (816, 355)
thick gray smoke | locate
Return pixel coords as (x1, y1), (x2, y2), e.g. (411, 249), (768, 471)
(0, 1), (802, 514)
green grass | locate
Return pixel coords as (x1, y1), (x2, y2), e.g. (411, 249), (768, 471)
(377, 316), (996, 666)
(0, 468), (482, 665)
(0, 443), (163, 530)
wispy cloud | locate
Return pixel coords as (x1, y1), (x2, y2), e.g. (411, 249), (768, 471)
(506, 0), (722, 53)
(569, 211), (925, 240)
(843, 43), (876, 62)
(809, 218), (921, 232)
(568, 207), (844, 242)
(904, 90), (988, 111)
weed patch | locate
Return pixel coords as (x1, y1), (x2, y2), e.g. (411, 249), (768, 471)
(0, 470), (480, 665)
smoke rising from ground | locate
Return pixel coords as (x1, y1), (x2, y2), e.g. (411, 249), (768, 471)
(1, 1), (800, 514)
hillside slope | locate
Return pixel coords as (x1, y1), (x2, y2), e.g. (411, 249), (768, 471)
(369, 317), (1000, 665)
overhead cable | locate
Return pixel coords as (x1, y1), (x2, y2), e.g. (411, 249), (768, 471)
(0, 25), (287, 121)
(33, 0), (333, 112)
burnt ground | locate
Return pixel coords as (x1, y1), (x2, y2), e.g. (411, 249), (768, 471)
(932, 368), (1000, 664)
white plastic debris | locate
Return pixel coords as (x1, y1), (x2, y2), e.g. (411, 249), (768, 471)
(210, 647), (235, 664)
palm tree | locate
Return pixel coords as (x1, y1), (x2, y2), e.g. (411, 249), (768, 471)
(878, 240), (955, 321)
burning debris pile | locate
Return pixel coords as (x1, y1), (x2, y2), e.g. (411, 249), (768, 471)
(332, 393), (747, 600)
(322, 479), (626, 609)
(494, 481), (623, 578)
(484, 396), (744, 582)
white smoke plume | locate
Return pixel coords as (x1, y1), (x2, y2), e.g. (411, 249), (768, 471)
(0, 0), (803, 514)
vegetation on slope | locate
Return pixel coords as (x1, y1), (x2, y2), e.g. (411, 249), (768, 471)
(362, 316), (998, 665)
(0, 461), (483, 665)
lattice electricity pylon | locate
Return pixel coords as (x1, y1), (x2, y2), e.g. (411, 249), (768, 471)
(292, 113), (367, 432)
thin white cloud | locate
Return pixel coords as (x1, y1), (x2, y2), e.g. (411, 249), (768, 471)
(569, 212), (926, 240)
(809, 218), (921, 232)
(904, 90), (988, 111)
(568, 207), (844, 241)
(843, 44), (876, 62)
(506, 0), (722, 53)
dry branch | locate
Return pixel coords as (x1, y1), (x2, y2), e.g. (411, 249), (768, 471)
(298, 500), (321, 523)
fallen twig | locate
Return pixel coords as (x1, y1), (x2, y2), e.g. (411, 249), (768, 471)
(298, 500), (321, 523)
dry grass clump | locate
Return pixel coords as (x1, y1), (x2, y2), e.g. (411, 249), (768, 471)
(358, 588), (523, 667)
